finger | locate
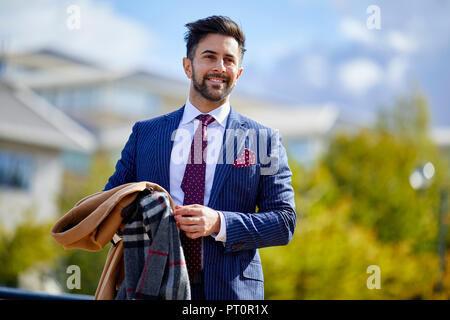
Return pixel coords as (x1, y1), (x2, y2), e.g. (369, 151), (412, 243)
(175, 204), (197, 209)
(175, 215), (195, 225)
(184, 231), (202, 239)
(174, 205), (184, 215)
(174, 206), (199, 214)
(178, 224), (201, 233)
(174, 207), (202, 216)
(175, 216), (201, 225)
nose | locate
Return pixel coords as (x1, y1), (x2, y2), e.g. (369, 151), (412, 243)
(212, 58), (226, 73)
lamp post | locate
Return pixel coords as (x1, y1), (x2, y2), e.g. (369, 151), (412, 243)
(409, 162), (448, 294)
(409, 162), (435, 191)
(435, 189), (448, 293)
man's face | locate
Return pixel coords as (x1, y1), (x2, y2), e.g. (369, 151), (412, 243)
(184, 33), (243, 102)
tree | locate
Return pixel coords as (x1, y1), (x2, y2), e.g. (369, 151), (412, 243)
(0, 211), (59, 287)
(53, 151), (115, 295)
(261, 90), (450, 299)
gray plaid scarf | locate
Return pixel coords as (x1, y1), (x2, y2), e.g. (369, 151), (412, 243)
(115, 188), (191, 300)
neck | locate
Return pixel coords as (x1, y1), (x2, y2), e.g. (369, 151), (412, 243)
(188, 90), (229, 113)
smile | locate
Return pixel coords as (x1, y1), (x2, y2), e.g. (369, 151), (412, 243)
(206, 77), (227, 84)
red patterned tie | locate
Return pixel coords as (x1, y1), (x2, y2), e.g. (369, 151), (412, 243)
(180, 114), (215, 282)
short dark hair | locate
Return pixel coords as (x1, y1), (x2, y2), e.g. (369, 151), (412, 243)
(184, 15), (246, 63)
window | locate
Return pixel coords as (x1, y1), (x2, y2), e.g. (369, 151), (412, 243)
(0, 151), (33, 190)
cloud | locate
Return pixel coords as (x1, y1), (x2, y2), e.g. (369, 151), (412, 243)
(339, 17), (375, 46)
(337, 58), (383, 96)
(386, 56), (409, 87)
(299, 54), (329, 89)
(338, 17), (418, 56)
(386, 31), (417, 54)
(0, 0), (157, 69)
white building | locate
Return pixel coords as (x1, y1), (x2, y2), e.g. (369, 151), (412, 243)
(0, 79), (95, 229)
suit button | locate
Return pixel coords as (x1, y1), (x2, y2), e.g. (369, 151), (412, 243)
(231, 243), (245, 250)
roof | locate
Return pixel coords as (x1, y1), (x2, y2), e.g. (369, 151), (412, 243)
(4, 48), (188, 100)
(4, 47), (99, 70)
(0, 80), (96, 152)
(31, 48), (98, 67)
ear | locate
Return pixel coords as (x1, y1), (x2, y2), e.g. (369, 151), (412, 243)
(183, 57), (192, 79)
(235, 66), (243, 81)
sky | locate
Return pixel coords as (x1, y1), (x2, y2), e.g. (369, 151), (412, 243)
(1, 0), (449, 127)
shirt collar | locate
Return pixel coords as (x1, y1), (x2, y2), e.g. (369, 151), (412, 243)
(181, 98), (230, 128)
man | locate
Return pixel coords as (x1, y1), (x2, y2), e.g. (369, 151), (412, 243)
(104, 15), (296, 300)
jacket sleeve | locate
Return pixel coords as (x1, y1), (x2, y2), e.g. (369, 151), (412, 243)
(104, 122), (139, 191)
(220, 133), (297, 253)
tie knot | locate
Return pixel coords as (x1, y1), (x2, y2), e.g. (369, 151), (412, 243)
(196, 114), (215, 127)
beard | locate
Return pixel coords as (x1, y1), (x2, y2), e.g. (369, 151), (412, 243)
(191, 65), (234, 102)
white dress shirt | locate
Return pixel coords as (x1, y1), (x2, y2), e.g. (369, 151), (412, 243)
(169, 99), (228, 242)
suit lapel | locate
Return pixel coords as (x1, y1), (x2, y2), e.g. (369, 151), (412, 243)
(158, 105), (185, 193)
(208, 106), (247, 208)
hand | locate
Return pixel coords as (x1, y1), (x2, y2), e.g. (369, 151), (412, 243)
(174, 204), (221, 239)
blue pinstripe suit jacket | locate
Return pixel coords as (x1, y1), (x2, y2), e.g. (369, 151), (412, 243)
(104, 105), (297, 300)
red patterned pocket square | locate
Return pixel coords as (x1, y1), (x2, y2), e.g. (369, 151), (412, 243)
(233, 148), (256, 167)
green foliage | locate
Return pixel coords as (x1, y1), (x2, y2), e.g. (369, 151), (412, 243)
(261, 196), (440, 299)
(262, 90), (450, 299)
(53, 245), (112, 295)
(375, 90), (431, 145)
(53, 152), (115, 295)
(324, 129), (443, 251)
(0, 213), (59, 286)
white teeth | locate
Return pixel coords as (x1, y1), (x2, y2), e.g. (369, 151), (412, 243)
(208, 78), (224, 82)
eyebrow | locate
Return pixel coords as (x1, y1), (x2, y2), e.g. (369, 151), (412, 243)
(200, 50), (236, 60)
